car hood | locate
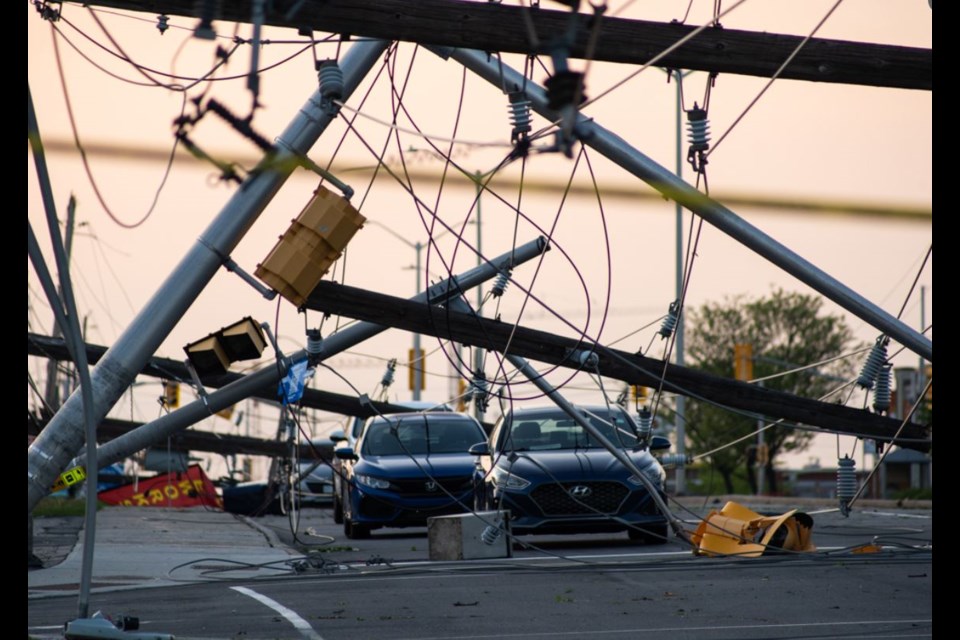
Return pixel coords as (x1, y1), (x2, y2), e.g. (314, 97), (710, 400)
(498, 449), (660, 481)
(356, 453), (476, 479)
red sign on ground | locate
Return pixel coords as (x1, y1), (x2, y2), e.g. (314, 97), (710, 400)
(98, 464), (223, 509)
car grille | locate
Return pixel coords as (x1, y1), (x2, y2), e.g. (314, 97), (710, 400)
(359, 496), (396, 519)
(530, 481), (628, 516)
(390, 476), (473, 497)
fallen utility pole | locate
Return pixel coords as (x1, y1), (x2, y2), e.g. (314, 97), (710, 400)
(28, 332), (435, 419)
(27, 39), (391, 514)
(304, 280), (930, 452)
(441, 46), (933, 364)
(69, 237), (548, 473)
(29, 415), (335, 461)
(81, 0), (931, 90)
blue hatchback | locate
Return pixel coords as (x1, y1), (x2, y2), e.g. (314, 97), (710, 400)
(335, 412), (487, 539)
(471, 405), (671, 543)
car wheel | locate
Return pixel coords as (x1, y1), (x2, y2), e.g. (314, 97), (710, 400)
(333, 494), (344, 524)
(344, 517), (370, 540)
(627, 523), (669, 545)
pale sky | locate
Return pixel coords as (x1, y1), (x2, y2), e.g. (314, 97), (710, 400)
(27, 1), (932, 477)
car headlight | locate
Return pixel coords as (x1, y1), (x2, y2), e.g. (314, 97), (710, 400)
(356, 474), (392, 490)
(628, 463), (665, 490)
(491, 466), (530, 490)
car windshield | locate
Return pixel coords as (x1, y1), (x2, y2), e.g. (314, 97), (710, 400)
(501, 408), (640, 451)
(362, 416), (482, 456)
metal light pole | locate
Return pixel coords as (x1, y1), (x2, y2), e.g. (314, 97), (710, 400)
(757, 380), (765, 496)
(672, 69), (688, 495)
(28, 86), (99, 619)
(473, 171), (484, 420)
(28, 39), (390, 514)
(413, 241), (423, 400)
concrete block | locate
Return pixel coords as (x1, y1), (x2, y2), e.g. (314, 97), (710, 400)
(427, 510), (512, 561)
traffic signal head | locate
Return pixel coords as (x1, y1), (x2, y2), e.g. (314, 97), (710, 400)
(162, 381), (180, 408)
(690, 500), (816, 558)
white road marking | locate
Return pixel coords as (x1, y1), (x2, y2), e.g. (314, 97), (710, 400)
(231, 585), (324, 640)
(869, 511), (932, 519)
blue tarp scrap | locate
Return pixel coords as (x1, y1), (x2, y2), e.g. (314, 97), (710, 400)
(278, 359), (314, 404)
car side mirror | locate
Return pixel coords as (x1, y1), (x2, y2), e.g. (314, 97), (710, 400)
(650, 435), (671, 452)
(334, 447), (358, 461)
(468, 442), (491, 456)
(329, 429), (347, 443)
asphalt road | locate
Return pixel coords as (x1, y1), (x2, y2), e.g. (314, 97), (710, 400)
(28, 500), (933, 639)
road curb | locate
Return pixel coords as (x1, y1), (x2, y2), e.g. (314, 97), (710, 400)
(236, 513), (295, 552)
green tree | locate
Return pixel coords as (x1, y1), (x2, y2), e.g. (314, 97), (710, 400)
(684, 288), (861, 494)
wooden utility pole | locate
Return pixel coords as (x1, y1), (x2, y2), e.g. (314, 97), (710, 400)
(81, 0), (931, 90)
(303, 280), (930, 451)
(27, 332), (427, 418)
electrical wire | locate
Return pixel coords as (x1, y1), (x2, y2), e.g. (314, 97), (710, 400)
(705, 0), (845, 159)
(36, 4), (929, 558)
(323, 114), (908, 453)
(846, 377), (932, 511)
(82, 223), (138, 315)
(50, 23), (187, 229)
(577, 0), (749, 111)
(895, 245), (931, 320)
(54, 13), (244, 90)
(335, 100), (514, 149)
(27, 372), (57, 418)
(83, 6), (232, 40)
(336, 113), (599, 400)
(365, 80), (612, 402)
(886, 324), (932, 365)
(57, 11), (321, 90)
(747, 344), (873, 384)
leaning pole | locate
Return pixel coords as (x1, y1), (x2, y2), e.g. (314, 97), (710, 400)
(72, 237), (549, 472)
(438, 46), (932, 364)
(28, 40), (391, 514)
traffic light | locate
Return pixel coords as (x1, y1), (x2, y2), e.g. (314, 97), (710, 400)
(162, 380), (180, 408)
(756, 443), (769, 465)
(690, 500), (815, 558)
(734, 343), (754, 381)
(184, 317), (267, 377)
(255, 184), (367, 307)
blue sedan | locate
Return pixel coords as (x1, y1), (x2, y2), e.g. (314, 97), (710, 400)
(471, 405), (671, 543)
(335, 412), (487, 539)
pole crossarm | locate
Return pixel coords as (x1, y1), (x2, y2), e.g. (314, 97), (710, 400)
(305, 280), (931, 452)
(75, 0), (930, 90)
